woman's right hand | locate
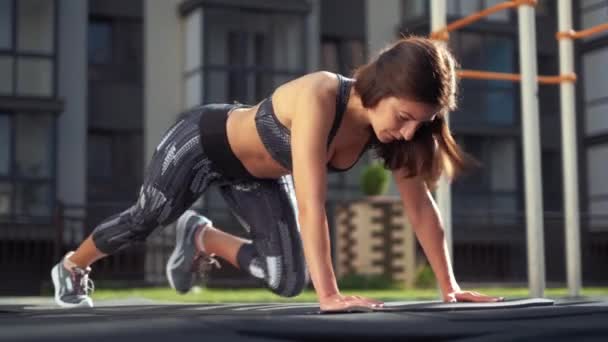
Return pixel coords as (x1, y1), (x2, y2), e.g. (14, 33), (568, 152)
(319, 293), (384, 312)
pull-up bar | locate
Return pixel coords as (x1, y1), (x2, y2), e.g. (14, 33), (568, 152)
(430, 0), (537, 40)
(556, 22), (608, 40)
(458, 70), (577, 84)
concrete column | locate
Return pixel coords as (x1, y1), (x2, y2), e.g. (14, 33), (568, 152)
(365, 0), (400, 57)
(57, 0), (88, 211)
(143, 0), (183, 284)
(144, 0), (183, 163)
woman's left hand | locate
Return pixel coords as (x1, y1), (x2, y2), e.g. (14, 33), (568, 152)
(443, 290), (504, 303)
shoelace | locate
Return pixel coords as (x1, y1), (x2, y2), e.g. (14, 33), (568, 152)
(72, 267), (95, 296)
(191, 252), (222, 275)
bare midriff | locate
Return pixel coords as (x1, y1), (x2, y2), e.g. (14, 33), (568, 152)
(226, 105), (291, 179)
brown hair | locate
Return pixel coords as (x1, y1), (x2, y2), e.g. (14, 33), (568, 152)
(353, 36), (473, 188)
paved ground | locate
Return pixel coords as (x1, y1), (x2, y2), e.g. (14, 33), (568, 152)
(1, 297), (607, 341)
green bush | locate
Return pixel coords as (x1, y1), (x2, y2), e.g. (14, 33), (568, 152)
(338, 273), (401, 290)
(360, 162), (390, 196)
(414, 264), (437, 289)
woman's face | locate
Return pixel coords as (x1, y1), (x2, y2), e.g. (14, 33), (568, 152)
(368, 97), (439, 144)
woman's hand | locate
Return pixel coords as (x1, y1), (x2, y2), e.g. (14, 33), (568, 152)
(319, 293), (384, 312)
(443, 289), (504, 303)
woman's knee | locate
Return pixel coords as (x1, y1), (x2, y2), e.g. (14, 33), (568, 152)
(266, 258), (308, 298)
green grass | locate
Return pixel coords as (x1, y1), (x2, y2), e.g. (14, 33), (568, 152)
(91, 287), (608, 304)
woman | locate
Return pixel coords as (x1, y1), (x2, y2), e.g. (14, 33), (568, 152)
(51, 36), (503, 312)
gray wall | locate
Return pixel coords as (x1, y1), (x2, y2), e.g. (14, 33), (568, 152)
(144, 0), (183, 163)
(57, 0), (88, 207)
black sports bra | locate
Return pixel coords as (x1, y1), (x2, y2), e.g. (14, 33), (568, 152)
(254, 73), (370, 173)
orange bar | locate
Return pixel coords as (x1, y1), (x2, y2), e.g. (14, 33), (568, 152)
(431, 0), (537, 40)
(458, 70), (576, 84)
(556, 23), (608, 40)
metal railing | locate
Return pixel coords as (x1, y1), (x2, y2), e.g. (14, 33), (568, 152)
(1, 202), (607, 294)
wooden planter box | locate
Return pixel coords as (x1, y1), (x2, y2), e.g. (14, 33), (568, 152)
(334, 196), (418, 287)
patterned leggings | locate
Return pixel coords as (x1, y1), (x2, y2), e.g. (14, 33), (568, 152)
(91, 106), (308, 297)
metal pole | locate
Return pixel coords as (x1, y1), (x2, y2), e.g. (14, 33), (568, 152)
(557, 0), (582, 297)
(431, 0), (452, 262)
(518, 2), (546, 298)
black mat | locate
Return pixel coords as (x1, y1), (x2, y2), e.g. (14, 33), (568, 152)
(1, 298), (607, 342)
(319, 298), (554, 314)
(377, 297), (554, 312)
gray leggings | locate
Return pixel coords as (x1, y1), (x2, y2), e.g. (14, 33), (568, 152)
(91, 106), (308, 297)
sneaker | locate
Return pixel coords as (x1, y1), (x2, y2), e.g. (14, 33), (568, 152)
(166, 210), (221, 294)
(51, 252), (95, 308)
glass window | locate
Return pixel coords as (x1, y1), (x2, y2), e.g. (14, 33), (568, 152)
(87, 134), (113, 182)
(485, 0), (509, 21)
(580, 1), (608, 41)
(15, 113), (53, 178)
(17, 0), (55, 53)
(453, 32), (516, 126)
(460, 0), (482, 17)
(0, 115), (10, 175)
(16, 57), (53, 96)
(589, 200), (608, 231)
(88, 20), (113, 65)
(0, 0), (12, 49)
(201, 8), (306, 104)
(588, 144), (608, 231)
(587, 144), (608, 197)
(15, 182), (51, 217)
(581, 0), (605, 8)
(453, 136), (519, 220)
(586, 101), (608, 136)
(0, 182), (11, 216)
(0, 56), (12, 95)
(402, 0), (428, 20)
(583, 47), (608, 136)
(583, 48), (608, 103)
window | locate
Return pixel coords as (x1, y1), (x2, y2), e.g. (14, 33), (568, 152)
(447, 0), (510, 21)
(0, 112), (55, 220)
(401, 0), (428, 21)
(450, 32), (517, 127)
(583, 47), (608, 136)
(587, 144), (608, 231)
(0, 0), (12, 49)
(88, 20), (113, 65)
(579, 0), (608, 41)
(0, 0), (56, 97)
(453, 136), (520, 225)
(0, 115), (10, 175)
(182, 7), (307, 108)
(87, 134), (113, 183)
(18, 0), (54, 53)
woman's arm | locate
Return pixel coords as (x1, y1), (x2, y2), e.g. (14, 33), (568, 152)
(392, 170), (459, 297)
(289, 73), (340, 299)
(287, 72), (382, 310)
(393, 170), (504, 302)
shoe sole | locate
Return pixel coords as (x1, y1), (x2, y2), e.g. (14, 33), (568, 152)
(51, 265), (94, 308)
(166, 210), (200, 294)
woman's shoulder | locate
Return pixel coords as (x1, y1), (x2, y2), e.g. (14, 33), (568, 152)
(275, 71), (341, 101)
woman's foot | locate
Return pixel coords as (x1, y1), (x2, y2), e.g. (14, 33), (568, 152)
(50, 252), (95, 308)
(166, 210), (220, 294)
